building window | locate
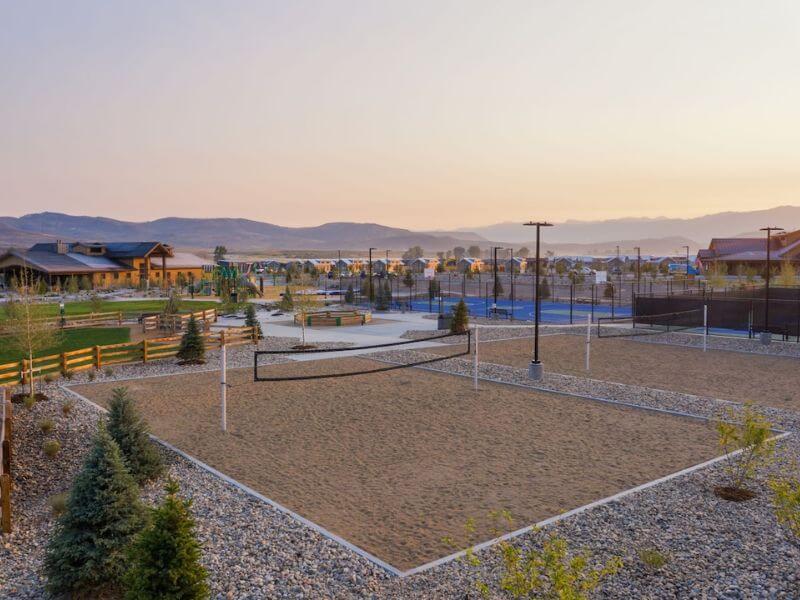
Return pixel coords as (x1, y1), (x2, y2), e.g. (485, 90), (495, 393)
(113, 272), (119, 280)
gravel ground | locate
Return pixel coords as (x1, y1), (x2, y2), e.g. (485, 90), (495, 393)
(4, 336), (800, 598)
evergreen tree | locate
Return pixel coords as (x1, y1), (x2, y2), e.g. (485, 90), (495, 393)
(493, 277), (504, 297)
(124, 478), (209, 600)
(279, 286), (294, 310)
(451, 299), (469, 334)
(79, 274), (93, 291)
(244, 303), (262, 338)
(344, 283), (355, 304)
(107, 387), (163, 484)
(66, 275), (79, 295)
(45, 424), (147, 597)
(383, 280), (392, 308)
(374, 279), (386, 310)
(538, 276), (551, 300)
(176, 315), (205, 364)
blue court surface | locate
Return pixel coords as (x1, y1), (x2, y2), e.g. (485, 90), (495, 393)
(404, 297), (632, 324)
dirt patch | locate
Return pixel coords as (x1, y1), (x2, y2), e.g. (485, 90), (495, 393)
(70, 357), (719, 571)
(446, 334), (800, 408)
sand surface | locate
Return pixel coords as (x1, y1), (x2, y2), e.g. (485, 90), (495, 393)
(457, 334), (800, 408)
(71, 357), (719, 570)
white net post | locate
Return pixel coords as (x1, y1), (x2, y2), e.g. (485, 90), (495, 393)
(703, 304), (708, 353)
(221, 343), (227, 431)
(473, 325), (479, 392)
(585, 313), (591, 371)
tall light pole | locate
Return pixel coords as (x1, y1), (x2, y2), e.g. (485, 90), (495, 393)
(760, 227), (783, 343)
(368, 247), (376, 308)
(682, 244), (690, 290)
(491, 246), (504, 313)
(523, 221), (553, 380)
(634, 246), (641, 294)
(338, 249), (343, 305)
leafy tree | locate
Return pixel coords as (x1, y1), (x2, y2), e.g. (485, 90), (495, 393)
(375, 280), (387, 310)
(770, 474), (800, 539)
(79, 274), (93, 291)
(124, 478), (209, 600)
(706, 261), (728, 288)
(176, 316), (205, 364)
(44, 424), (147, 597)
(383, 280), (392, 308)
(66, 275), (79, 295)
(518, 247), (530, 258)
(453, 246), (466, 260)
(244, 303), (262, 338)
(493, 277), (504, 297)
(451, 299), (469, 333)
(35, 277), (48, 295)
(402, 245), (424, 260)
(428, 279), (440, 299)
(88, 291), (104, 313)
(344, 283), (355, 304)
(279, 286), (294, 310)
(163, 287), (182, 315)
(777, 259), (797, 287)
(176, 272), (188, 292)
(107, 387), (164, 484)
(467, 245), (482, 258)
(291, 275), (322, 347)
(436, 261), (446, 273)
(603, 283), (614, 299)
(3, 267), (59, 398)
(213, 245), (227, 263)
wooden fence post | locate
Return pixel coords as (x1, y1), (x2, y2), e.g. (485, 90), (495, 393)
(1, 474), (10, 533)
(60, 352), (67, 374)
(118, 311), (122, 326)
(20, 360), (28, 386)
(94, 346), (101, 369)
(142, 340), (149, 363)
(252, 326), (258, 344)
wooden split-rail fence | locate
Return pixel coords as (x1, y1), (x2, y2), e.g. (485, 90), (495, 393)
(0, 326), (257, 388)
(142, 308), (217, 334)
(1, 389), (11, 533)
(0, 311), (124, 334)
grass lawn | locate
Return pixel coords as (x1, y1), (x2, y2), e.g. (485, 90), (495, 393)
(0, 327), (131, 363)
(0, 299), (219, 322)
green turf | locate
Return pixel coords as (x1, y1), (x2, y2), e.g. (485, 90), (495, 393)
(0, 327), (133, 363)
(0, 299), (219, 322)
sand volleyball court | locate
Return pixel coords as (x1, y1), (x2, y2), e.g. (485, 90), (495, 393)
(71, 356), (720, 571)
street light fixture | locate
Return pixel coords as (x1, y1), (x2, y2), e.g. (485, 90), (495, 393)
(523, 221), (553, 380)
(760, 226), (784, 344)
(368, 247), (376, 308)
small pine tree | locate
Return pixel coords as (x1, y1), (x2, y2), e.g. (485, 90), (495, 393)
(107, 387), (163, 484)
(383, 280), (392, 308)
(79, 274), (93, 291)
(344, 283), (355, 304)
(176, 316), (205, 364)
(451, 299), (469, 333)
(124, 478), (209, 600)
(66, 275), (79, 295)
(279, 286), (294, 311)
(45, 424), (147, 597)
(375, 280), (386, 310)
(244, 303), (262, 338)
(538, 276), (550, 300)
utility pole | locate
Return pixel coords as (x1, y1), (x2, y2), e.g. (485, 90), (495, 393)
(523, 221), (553, 380)
(368, 247), (376, 308)
(760, 227), (784, 343)
(634, 246), (641, 294)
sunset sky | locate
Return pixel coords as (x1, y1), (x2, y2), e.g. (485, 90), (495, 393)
(2, 1), (799, 229)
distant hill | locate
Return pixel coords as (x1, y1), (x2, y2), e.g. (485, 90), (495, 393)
(0, 222), (57, 248)
(0, 212), (487, 253)
(458, 205), (800, 245)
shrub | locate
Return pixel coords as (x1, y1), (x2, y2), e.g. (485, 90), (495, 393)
(176, 315), (205, 364)
(44, 423), (147, 597)
(124, 478), (209, 599)
(43, 439), (61, 457)
(451, 299), (469, 334)
(61, 368), (74, 380)
(62, 400), (74, 416)
(23, 395), (36, 410)
(715, 404), (775, 499)
(104, 366), (115, 377)
(39, 418), (55, 434)
(638, 547), (669, 571)
(48, 492), (69, 518)
(279, 286), (294, 311)
(107, 387), (163, 484)
(88, 370), (96, 381)
(538, 276), (550, 300)
(770, 475), (800, 539)
(44, 374), (55, 384)
(344, 284), (355, 304)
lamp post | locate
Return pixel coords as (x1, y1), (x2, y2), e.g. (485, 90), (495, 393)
(368, 247), (376, 308)
(760, 227), (784, 344)
(634, 246), (641, 295)
(523, 221), (553, 380)
(338, 250), (343, 305)
(682, 245), (690, 289)
(491, 246), (504, 315)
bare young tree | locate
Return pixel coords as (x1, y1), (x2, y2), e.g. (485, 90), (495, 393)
(291, 274), (322, 348)
(3, 265), (59, 399)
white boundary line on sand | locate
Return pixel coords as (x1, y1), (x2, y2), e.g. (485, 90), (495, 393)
(60, 368), (793, 579)
(60, 385), (406, 577)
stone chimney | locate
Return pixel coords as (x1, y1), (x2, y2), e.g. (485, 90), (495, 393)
(56, 240), (68, 254)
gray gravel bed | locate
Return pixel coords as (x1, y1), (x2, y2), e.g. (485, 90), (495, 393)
(626, 331), (800, 358)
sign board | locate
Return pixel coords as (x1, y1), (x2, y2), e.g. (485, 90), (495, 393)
(595, 270), (608, 283)
(423, 267), (435, 280)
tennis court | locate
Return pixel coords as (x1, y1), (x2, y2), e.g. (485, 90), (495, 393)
(69, 355), (720, 571)
(455, 333), (800, 408)
(407, 297), (631, 323)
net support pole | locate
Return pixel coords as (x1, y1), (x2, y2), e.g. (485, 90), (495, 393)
(473, 326), (479, 392)
(703, 304), (708, 353)
(585, 313), (591, 371)
(221, 343), (227, 432)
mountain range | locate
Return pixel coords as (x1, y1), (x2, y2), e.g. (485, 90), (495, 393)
(1, 206), (798, 256)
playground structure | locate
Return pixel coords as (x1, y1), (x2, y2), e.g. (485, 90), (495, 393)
(293, 309), (372, 327)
